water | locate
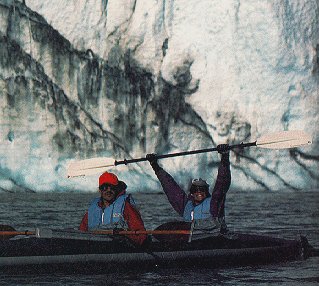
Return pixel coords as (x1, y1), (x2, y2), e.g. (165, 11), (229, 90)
(0, 189), (318, 285)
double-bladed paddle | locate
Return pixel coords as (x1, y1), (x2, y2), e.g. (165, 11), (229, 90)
(67, 130), (312, 178)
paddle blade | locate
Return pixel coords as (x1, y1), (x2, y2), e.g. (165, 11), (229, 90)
(256, 130), (312, 149)
(67, 157), (115, 178)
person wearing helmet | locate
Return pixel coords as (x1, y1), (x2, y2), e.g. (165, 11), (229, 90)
(79, 172), (147, 245)
(146, 144), (231, 234)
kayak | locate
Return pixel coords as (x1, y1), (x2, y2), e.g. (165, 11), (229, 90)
(0, 228), (315, 274)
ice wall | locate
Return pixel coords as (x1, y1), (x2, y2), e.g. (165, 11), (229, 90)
(0, 0), (318, 192)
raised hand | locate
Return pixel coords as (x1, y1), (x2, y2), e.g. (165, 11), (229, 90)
(146, 153), (161, 172)
(216, 144), (230, 154)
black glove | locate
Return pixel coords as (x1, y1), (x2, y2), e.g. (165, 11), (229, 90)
(146, 153), (161, 172)
(216, 144), (230, 154)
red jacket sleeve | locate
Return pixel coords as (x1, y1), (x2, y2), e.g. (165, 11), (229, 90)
(79, 211), (88, 231)
(123, 201), (147, 245)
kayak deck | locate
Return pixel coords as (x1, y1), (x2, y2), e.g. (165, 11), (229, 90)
(0, 232), (309, 274)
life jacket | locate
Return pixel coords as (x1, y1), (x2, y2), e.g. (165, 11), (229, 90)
(88, 194), (134, 229)
(183, 197), (211, 221)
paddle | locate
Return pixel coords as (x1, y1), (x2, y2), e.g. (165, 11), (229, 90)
(67, 130), (312, 177)
(0, 224), (191, 240)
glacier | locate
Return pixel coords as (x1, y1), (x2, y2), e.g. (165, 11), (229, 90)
(0, 0), (318, 193)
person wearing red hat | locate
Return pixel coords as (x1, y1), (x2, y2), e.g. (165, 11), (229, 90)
(79, 172), (146, 245)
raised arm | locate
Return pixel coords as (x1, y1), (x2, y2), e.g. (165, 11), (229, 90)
(210, 144), (231, 217)
(146, 154), (188, 216)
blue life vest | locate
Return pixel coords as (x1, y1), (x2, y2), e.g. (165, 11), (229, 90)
(183, 197), (211, 221)
(88, 194), (133, 229)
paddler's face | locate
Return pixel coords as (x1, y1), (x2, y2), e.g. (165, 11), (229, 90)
(99, 184), (117, 202)
(192, 187), (207, 204)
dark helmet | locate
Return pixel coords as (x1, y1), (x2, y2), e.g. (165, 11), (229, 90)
(189, 178), (210, 197)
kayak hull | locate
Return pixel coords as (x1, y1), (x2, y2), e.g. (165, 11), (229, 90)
(0, 232), (306, 274)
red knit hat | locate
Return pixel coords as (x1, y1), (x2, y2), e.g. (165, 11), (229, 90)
(99, 172), (119, 186)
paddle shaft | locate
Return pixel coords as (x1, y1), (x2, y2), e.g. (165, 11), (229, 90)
(0, 229), (190, 237)
(115, 142), (256, 166)
(92, 229), (190, 235)
(0, 231), (35, 236)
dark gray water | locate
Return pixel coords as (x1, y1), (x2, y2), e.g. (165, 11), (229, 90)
(0, 189), (318, 285)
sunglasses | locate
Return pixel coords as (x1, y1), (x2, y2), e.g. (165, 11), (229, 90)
(190, 186), (207, 194)
(99, 183), (117, 192)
